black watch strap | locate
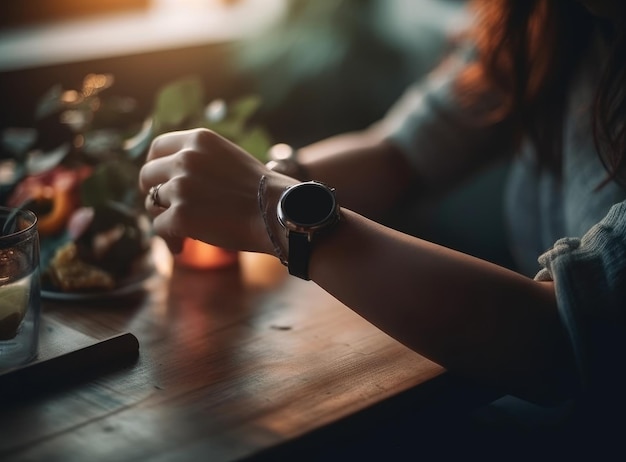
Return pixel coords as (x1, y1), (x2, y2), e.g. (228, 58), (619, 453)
(288, 232), (312, 280)
(277, 181), (340, 281)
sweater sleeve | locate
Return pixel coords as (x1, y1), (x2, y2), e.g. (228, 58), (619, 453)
(535, 200), (626, 400)
(373, 50), (513, 192)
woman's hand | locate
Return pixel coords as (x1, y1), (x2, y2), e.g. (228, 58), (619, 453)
(138, 128), (296, 255)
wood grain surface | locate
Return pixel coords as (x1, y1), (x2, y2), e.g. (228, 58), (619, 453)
(0, 250), (445, 461)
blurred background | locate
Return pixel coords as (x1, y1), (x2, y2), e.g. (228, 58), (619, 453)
(0, 0), (514, 268)
(0, 0), (468, 141)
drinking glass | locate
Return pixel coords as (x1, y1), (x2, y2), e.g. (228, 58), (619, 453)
(0, 207), (41, 370)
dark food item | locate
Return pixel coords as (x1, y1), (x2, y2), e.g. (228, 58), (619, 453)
(47, 242), (115, 293)
(75, 203), (151, 275)
(46, 203), (152, 292)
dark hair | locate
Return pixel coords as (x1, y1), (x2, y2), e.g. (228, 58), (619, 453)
(460, 0), (626, 186)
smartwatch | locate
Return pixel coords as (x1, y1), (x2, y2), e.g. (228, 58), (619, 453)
(277, 181), (340, 280)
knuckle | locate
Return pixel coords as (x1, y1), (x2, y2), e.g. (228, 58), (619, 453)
(191, 128), (219, 147)
(191, 128), (228, 156)
(149, 132), (168, 153)
(138, 168), (149, 191)
(166, 176), (194, 199)
(174, 148), (204, 172)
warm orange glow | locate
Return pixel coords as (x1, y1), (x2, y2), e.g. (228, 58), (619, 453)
(176, 238), (239, 270)
(239, 251), (287, 288)
(2, 0), (150, 27)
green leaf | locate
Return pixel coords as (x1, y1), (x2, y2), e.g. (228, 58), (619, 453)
(203, 119), (243, 141)
(25, 143), (71, 175)
(237, 127), (272, 162)
(228, 95), (263, 126)
(35, 84), (64, 120)
(123, 118), (154, 161)
(80, 161), (139, 208)
(212, 95), (263, 138)
(1, 128), (37, 159)
(81, 129), (123, 162)
(201, 95), (271, 161)
(152, 75), (205, 134)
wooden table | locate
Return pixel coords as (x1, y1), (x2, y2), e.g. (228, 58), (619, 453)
(0, 243), (493, 461)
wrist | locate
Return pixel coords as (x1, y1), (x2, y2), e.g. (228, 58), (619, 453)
(257, 174), (293, 263)
(275, 180), (341, 280)
(257, 174), (342, 280)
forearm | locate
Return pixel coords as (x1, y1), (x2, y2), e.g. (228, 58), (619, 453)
(307, 208), (575, 404)
(295, 130), (415, 218)
(141, 128), (574, 404)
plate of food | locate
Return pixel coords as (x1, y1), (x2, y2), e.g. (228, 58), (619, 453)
(38, 204), (169, 302)
(41, 270), (153, 301)
(40, 235), (174, 301)
(40, 243), (156, 301)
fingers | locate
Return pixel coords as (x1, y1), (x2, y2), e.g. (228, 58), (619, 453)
(139, 129), (219, 255)
(139, 128), (219, 194)
(138, 127), (273, 255)
(143, 182), (174, 251)
(146, 182), (168, 209)
(140, 130), (208, 224)
(146, 129), (197, 162)
(139, 129), (193, 194)
(139, 155), (175, 195)
(150, 207), (185, 254)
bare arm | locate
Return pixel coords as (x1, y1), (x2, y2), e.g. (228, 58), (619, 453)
(324, 218), (570, 403)
(140, 128), (575, 405)
(285, 129), (416, 219)
(256, 174), (575, 405)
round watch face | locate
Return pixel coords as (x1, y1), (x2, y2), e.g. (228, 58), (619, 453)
(281, 182), (336, 227)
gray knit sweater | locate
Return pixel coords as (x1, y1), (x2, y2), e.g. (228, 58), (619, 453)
(378, 41), (626, 417)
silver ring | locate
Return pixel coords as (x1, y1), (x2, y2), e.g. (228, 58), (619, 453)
(149, 183), (165, 208)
